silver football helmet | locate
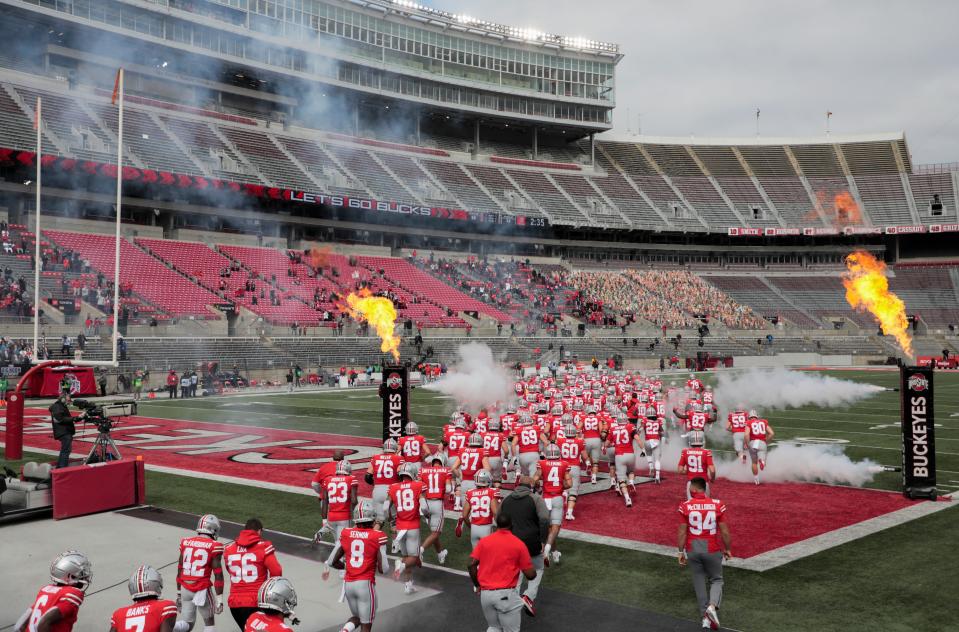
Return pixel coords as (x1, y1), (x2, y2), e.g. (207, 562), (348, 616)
(468, 433), (484, 448)
(196, 514), (221, 539)
(257, 577), (297, 617)
(474, 470), (492, 488)
(353, 500), (376, 525)
(564, 423), (578, 438)
(488, 418), (501, 432)
(398, 462), (415, 479)
(128, 565), (163, 599)
(430, 453), (447, 467)
(383, 438), (399, 453)
(336, 460), (352, 475)
(50, 551), (93, 592)
(688, 431), (705, 447)
(544, 443), (561, 460)
(405, 422), (419, 436)
(748, 410), (759, 419)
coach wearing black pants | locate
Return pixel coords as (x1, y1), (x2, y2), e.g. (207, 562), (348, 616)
(497, 476), (549, 617)
(49, 394), (75, 468)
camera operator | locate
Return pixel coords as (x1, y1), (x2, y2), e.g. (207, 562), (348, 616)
(49, 393), (76, 468)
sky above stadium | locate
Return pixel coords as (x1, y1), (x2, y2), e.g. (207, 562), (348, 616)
(426, 0), (959, 164)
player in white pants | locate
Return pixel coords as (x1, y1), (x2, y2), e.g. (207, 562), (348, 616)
(325, 501), (389, 632)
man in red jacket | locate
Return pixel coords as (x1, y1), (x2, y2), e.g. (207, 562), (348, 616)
(223, 519), (283, 630)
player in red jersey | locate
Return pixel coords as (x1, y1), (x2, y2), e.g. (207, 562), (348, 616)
(677, 477), (731, 631)
(175, 514), (225, 632)
(445, 420), (470, 510)
(224, 518), (283, 630)
(14, 551), (91, 632)
(533, 443), (572, 562)
(110, 566), (177, 632)
(325, 501), (389, 632)
(641, 407), (666, 484)
(511, 414), (543, 479)
(678, 432), (716, 500)
(745, 411), (775, 484)
(452, 434), (490, 511)
(581, 405), (606, 484)
(675, 402), (712, 444)
(398, 422), (431, 479)
(320, 461), (359, 572)
(309, 450), (347, 541)
(366, 439), (401, 529)
(482, 419), (508, 486)
(456, 470), (499, 547)
(606, 415), (640, 507)
(243, 578), (297, 632)
(384, 463), (425, 594)
(418, 454), (451, 565)
(557, 423), (586, 520)
(725, 407), (749, 463)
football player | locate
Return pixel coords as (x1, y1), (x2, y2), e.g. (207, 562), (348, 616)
(678, 431), (716, 500)
(725, 406), (749, 463)
(581, 405), (605, 484)
(557, 423), (586, 520)
(224, 518), (283, 630)
(451, 434), (490, 512)
(482, 418), (508, 486)
(512, 414), (543, 478)
(325, 501), (389, 632)
(398, 422), (431, 479)
(456, 470), (499, 547)
(14, 551), (92, 632)
(243, 578), (298, 632)
(533, 443), (572, 562)
(321, 461), (359, 573)
(677, 477), (731, 631)
(418, 453), (451, 564)
(641, 406), (666, 484)
(175, 515), (224, 632)
(366, 440), (401, 530)
(384, 463), (425, 594)
(606, 414), (640, 507)
(111, 566), (177, 632)
(745, 411), (775, 484)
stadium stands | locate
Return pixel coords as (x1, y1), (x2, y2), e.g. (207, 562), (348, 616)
(0, 76), (955, 232)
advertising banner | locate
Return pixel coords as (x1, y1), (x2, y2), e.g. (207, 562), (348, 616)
(900, 366), (937, 499)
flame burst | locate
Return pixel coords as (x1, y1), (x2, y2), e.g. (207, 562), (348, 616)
(341, 288), (401, 360)
(309, 246), (331, 270)
(842, 251), (913, 357)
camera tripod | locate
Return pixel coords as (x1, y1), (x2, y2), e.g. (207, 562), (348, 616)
(85, 430), (121, 464)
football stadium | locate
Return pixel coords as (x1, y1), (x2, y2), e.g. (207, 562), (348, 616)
(0, 0), (956, 630)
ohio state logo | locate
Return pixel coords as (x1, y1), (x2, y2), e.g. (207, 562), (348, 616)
(908, 374), (928, 392)
(64, 373), (82, 395)
(386, 373), (403, 389)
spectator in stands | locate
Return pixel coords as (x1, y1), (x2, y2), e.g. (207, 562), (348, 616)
(60, 335), (72, 357)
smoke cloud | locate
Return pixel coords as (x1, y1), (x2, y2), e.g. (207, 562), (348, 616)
(713, 368), (883, 412)
(715, 442), (881, 486)
(423, 342), (512, 412)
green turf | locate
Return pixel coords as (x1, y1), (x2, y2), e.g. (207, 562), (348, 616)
(135, 370), (959, 494)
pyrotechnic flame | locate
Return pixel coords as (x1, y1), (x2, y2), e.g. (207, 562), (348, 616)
(806, 191), (863, 226)
(842, 251), (913, 357)
(309, 246), (331, 270)
(341, 288), (400, 360)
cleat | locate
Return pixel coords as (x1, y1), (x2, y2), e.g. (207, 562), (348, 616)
(437, 549), (449, 565)
(590, 474), (597, 485)
(754, 477), (760, 485)
(702, 617), (711, 629)
(404, 581), (416, 595)
(522, 595), (536, 617)
(550, 550), (561, 564)
(393, 561), (405, 581)
(705, 605), (720, 629)
(391, 540), (401, 554)
(624, 495), (633, 508)
(565, 511), (575, 521)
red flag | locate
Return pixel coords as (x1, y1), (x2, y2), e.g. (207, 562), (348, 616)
(111, 69), (122, 105)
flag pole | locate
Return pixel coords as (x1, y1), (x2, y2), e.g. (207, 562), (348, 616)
(32, 96), (42, 361)
(112, 68), (124, 367)
(826, 111), (832, 136)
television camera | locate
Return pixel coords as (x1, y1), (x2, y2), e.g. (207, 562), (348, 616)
(73, 399), (136, 464)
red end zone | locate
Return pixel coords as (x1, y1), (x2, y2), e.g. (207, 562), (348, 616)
(2, 409), (921, 562)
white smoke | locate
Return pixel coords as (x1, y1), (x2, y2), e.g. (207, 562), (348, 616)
(713, 368), (883, 412)
(423, 343), (513, 412)
(715, 442), (880, 486)
(651, 369), (886, 486)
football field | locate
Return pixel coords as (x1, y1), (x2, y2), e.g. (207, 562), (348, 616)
(3, 368), (958, 631)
